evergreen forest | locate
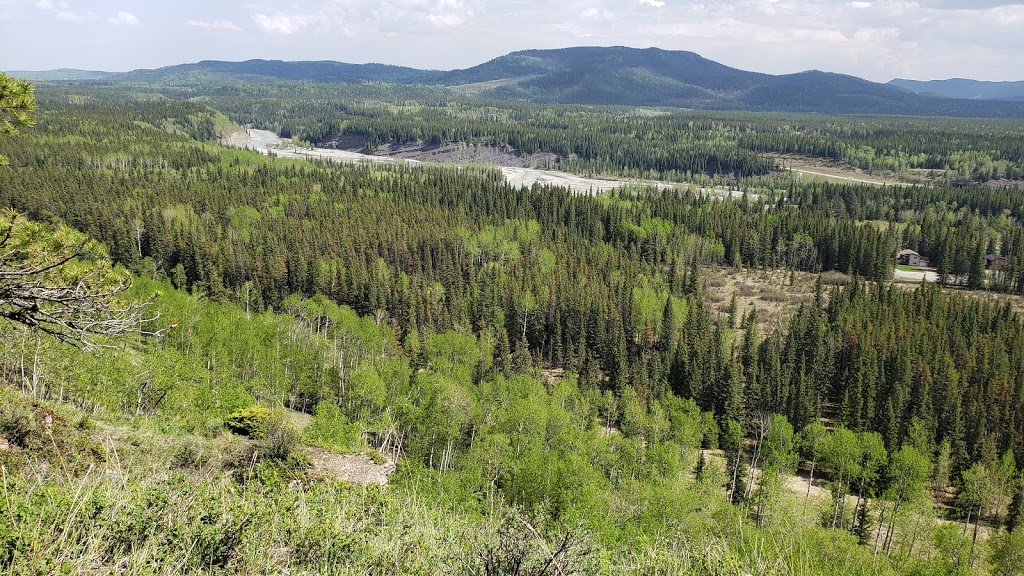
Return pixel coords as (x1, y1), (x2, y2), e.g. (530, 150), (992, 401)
(3, 76), (1024, 574)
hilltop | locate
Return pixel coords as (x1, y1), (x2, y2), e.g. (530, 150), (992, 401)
(34, 46), (1024, 117)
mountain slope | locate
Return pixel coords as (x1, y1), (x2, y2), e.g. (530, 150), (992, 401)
(890, 78), (1024, 101)
(9, 69), (117, 81)
(118, 59), (436, 84)
(445, 48), (1023, 115)
(441, 46), (768, 91)
(41, 47), (1024, 117)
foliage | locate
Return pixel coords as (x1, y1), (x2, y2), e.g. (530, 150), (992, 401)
(3, 77), (1024, 575)
(0, 388), (102, 474)
(224, 404), (273, 437)
(0, 211), (149, 347)
(0, 72), (36, 165)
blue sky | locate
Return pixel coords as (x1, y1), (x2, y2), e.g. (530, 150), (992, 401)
(2, 0), (1022, 81)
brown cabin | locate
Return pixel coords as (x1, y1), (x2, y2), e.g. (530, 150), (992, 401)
(987, 254), (1009, 271)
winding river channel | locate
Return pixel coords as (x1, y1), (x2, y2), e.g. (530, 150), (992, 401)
(243, 129), (688, 195)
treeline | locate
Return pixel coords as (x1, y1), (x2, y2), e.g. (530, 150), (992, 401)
(280, 100), (1024, 183)
(735, 115), (1024, 182)
(32, 89), (235, 143)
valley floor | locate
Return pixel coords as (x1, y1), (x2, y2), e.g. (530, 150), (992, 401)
(244, 129), (752, 197)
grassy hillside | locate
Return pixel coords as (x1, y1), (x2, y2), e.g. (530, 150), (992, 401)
(0, 272), (979, 575)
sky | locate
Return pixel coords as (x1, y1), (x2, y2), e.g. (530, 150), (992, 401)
(1, 0), (1022, 82)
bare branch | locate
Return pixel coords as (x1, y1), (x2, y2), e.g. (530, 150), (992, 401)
(0, 210), (153, 348)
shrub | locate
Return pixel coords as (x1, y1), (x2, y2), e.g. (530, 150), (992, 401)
(231, 414), (308, 484)
(261, 416), (302, 462)
(759, 289), (788, 302)
(171, 437), (208, 469)
(819, 270), (851, 286)
(225, 405), (273, 438)
(0, 388), (103, 474)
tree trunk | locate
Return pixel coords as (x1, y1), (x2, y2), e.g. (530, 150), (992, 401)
(831, 476), (845, 528)
(730, 453), (739, 500)
(884, 500), (902, 556)
(851, 484), (864, 533)
(805, 459), (816, 512)
(873, 501), (887, 560)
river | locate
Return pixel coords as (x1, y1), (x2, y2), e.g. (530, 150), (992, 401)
(244, 129), (748, 198)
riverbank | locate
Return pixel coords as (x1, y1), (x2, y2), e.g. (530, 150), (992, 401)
(242, 129), (696, 195)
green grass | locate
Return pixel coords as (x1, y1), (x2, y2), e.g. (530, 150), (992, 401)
(896, 264), (928, 272)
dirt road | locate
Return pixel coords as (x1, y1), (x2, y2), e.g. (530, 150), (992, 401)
(789, 167), (893, 186)
(893, 268), (939, 283)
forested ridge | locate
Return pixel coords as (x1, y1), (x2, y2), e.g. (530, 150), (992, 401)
(5, 85), (1024, 573)
(200, 84), (1024, 183)
(55, 46), (1024, 117)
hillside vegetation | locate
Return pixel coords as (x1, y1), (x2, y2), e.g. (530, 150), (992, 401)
(4, 76), (1024, 574)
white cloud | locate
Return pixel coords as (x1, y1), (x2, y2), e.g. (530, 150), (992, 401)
(427, 11), (466, 27)
(55, 10), (98, 22)
(41, 4), (133, 26)
(107, 11), (138, 26)
(252, 12), (310, 35)
(8, 0), (1024, 82)
(581, 7), (613, 20)
(186, 19), (242, 32)
(34, 0), (68, 10)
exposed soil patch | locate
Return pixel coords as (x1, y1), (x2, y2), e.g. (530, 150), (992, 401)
(784, 468), (830, 502)
(447, 75), (541, 96)
(775, 155), (903, 186)
(702, 266), (821, 337)
(321, 137), (562, 169)
(983, 178), (1024, 190)
(306, 446), (395, 486)
(541, 368), (565, 387)
(219, 129), (250, 148)
(284, 408), (314, 431)
(893, 267), (939, 283)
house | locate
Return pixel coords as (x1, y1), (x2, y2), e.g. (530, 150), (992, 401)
(897, 249), (925, 267)
(986, 254), (1009, 271)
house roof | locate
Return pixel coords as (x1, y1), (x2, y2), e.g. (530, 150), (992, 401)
(897, 249), (919, 257)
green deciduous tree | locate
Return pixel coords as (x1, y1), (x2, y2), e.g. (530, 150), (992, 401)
(878, 445), (931, 557)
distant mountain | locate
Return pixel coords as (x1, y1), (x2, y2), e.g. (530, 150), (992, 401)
(440, 47), (768, 91)
(442, 48), (1023, 116)
(38, 47), (1024, 117)
(8, 69), (117, 81)
(890, 78), (1024, 101)
(117, 59), (434, 84)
